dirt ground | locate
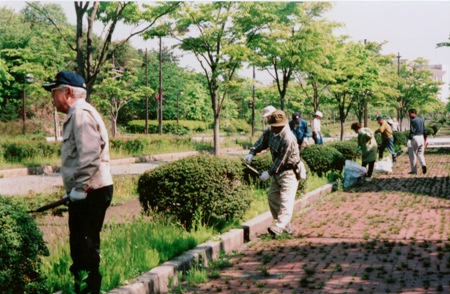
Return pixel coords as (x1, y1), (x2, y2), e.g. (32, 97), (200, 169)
(179, 148), (450, 293)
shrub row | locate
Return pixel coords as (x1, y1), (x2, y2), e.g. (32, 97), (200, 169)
(301, 145), (346, 177)
(127, 120), (209, 135)
(2, 141), (61, 162)
(110, 137), (149, 155)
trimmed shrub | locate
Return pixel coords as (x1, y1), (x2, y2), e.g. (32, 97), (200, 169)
(3, 141), (60, 162)
(0, 197), (49, 293)
(110, 137), (150, 155)
(127, 120), (208, 134)
(138, 155), (251, 231)
(301, 145), (345, 177)
(328, 139), (358, 160)
(425, 126), (435, 137)
(393, 131), (408, 147)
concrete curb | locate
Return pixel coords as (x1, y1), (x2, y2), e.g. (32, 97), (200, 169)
(107, 183), (334, 294)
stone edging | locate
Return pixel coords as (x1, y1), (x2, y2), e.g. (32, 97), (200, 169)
(108, 183), (334, 294)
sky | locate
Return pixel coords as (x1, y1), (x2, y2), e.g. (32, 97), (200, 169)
(2, 1), (450, 84)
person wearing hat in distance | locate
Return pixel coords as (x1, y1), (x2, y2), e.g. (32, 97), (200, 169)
(374, 115), (396, 164)
(247, 110), (300, 236)
(43, 71), (113, 294)
(244, 105), (276, 163)
(289, 112), (310, 150)
(351, 122), (378, 181)
(311, 110), (324, 145)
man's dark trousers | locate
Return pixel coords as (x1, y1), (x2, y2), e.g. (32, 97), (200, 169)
(69, 185), (113, 294)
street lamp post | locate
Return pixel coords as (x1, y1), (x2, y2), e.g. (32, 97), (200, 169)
(177, 91), (183, 125)
(397, 52), (401, 130)
(158, 36), (163, 135)
(145, 48), (149, 135)
(22, 73), (34, 135)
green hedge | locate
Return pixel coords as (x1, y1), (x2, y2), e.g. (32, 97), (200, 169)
(301, 145), (345, 177)
(110, 137), (150, 155)
(2, 141), (60, 162)
(327, 140), (358, 160)
(138, 155), (251, 231)
(0, 197), (49, 293)
(127, 120), (208, 134)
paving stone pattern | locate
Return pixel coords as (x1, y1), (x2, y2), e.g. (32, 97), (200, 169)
(180, 149), (450, 293)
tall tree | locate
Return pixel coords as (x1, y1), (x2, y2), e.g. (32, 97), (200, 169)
(247, 2), (332, 110)
(27, 1), (179, 101)
(395, 58), (441, 128)
(173, 2), (258, 155)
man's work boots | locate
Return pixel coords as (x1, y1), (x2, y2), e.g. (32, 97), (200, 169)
(392, 154), (397, 164)
(422, 166), (427, 174)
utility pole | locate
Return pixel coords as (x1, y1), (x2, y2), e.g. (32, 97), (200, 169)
(158, 36), (163, 135)
(251, 65), (256, 137)
(363, 39), (368, 127)
(397, 52), (401, 130)
(145, 48), (149, 134)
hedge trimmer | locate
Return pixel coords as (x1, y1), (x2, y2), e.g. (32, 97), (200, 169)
(241, 158), (261, 176)
(28, 196), (68, 213)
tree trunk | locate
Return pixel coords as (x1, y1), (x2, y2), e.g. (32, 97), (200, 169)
(213, 114), (220, 155)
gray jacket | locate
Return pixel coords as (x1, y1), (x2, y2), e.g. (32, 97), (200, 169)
(61, 99), (113, 192)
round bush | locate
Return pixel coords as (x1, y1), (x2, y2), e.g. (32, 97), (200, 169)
(0, 197), (49, 293)
(301, 145), (345, 177)
(328, 140), (358, 160)
(393, 131), (408, 147)
(138, 155), (252, 231)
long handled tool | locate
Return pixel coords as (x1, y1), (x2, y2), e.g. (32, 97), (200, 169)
(241, 158), (261, 176)
(28, 196), (68, 213)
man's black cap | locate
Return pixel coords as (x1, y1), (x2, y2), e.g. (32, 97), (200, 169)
(292, 112), (301, 122)
(376, 115), (383, 121)
(42, 71), (86, 92)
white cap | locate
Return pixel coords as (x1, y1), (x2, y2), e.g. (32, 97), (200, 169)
(315, 111), (323, 118)
(262, 105), (276, 118)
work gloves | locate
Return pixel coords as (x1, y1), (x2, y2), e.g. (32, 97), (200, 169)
(244, 154), (253, 163)
(259, 171), (270, 181)
(67, 188), (87, 202)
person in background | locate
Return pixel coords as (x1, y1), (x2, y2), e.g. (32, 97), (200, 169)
(375, 116), (397, 164)
(249, 110), (300, 236)
(408, 109), (427, 174)
(43, 71), (114, 294)
(311, 110), (323, 145)
(389, 118), (400, 132)
(244, 105), (276, 163)
(351, 122), (378, 181)
(289, 112), (310, 151)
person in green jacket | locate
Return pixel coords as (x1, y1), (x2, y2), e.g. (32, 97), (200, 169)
(351, 122), (378, 181)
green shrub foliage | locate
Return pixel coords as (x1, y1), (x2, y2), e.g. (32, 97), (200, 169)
(110, 137), (150, 154)
(328, 140), (358, 160)
(393, 131), (408, 147)
(138, 155), (252, 231)
(301, 145), (345, 177)
(3, 141), (60, 162)
(127, 120), (208, 134)
(0, 197), (49, 293)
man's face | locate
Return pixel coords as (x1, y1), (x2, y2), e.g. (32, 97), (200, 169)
(377, 119), (383, 125)
(409, 112), (416, 119)
(271, 125), (284, 134)
(51, 87), (70, 113)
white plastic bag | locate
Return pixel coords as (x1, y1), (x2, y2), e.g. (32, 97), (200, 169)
(343, 160), (367, 188)
(374, 156), (393, 174)
(299, 161), (307, 179)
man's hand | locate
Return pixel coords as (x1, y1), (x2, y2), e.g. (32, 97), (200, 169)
(69, 188), (87, 202)
(259, 171), (270, 181)
(355, 146), (362, 153)
(244, 154), (253, 164)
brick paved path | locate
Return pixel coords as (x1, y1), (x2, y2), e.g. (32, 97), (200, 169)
(180, 148), (450, 293)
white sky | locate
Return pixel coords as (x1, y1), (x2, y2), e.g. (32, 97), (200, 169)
(3, 1), (450, 84)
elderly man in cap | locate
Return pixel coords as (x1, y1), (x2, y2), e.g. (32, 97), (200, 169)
(375, 115), (396, 164)
(289, 112), (310, 150)
(244, 105), (276, 163)
(43, 71), (113, 294)
(248, 110), (300, 236)
(311, 110), (324, 145)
